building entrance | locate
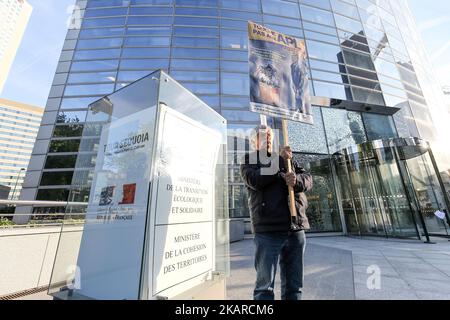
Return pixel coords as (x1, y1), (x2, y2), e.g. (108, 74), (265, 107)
(333, 138), (450, 239)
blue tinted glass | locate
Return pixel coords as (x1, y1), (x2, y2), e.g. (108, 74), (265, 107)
(182, 82), (219, 94)
(313, 80), (352, 100)
(220, 9), (260, 20)
(68, 72), (117, 84)
(220, 60), (248, 72)
(60, 97), (100, 109)
(175, 0), (217, 6)
(173, 37), (219, 47)
(77, 38), (123, 49)
(300, 0), (331, 10)
(264, 24), (303, 37)
(87, 0), (127, 7)
(197, 95), (220, 108)
(64, 84), (115, 96)
(300, 5), (335, 26)
(363, 113), (398, 140)
(127, 16), (173, 26)
(221, 96), (249, 108)
(262, 0), (300, 18)
(174, 16), (219, 26)
(82, 17), (126, 27)
(170, 70), (218, 82)
(221, 0), (260, 12)
(121, 47), (170, 58)
(174, 26), (219, 37)
(172, 47), (219, 58)
(124, 37), (171, 46)
(129, 7), (173, 15)
(221, 110), (260, 122)
(306, 40), (341, 63)
(80, 27), (125, 38)
(221, 49), (247, 61)
(221, 29), (248, 49)
(120, 59), (169, 69)
(74, 48), (121, 60)
(171, 59), (219, 70)
(117, 70), (155, 82)
(221, 72), (249, 95)
(175, 7), (218, 16)
(71, 60), (119, 72)
(84, 7), (127, 18)
(131, 0), (173, 4)
(126, 26), (172, 36)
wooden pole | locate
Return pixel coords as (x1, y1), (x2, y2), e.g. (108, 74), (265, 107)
(281, 119), (297, 221)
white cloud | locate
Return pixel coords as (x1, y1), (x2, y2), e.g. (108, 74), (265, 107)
(430, 39), (450, 61)
(418, 16), (450, 31)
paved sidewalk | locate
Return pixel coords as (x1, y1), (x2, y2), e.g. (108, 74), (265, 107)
(227, 238), (355, 300)
(14, 236), (450, 300)
(310, 236), (450, 300)
(227, 235), (450, 300)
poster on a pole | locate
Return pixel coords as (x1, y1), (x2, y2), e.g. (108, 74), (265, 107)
(248, 21), (313, 124)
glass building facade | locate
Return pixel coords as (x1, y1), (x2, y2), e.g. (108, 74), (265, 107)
(17, 0), (450, 238)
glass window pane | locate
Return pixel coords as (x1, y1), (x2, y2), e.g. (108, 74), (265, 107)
(74, 48), (121, 60)
(313, 80), (352, 100)
(60, 97), (99, 109)
(127, 16), (173, 26)
(306, 40), (341, 63)
(300, 4), (335, 26)
(124, 36), (170, 46)
(44, 155), (78, 169)
(173, 26), (219, 37)
(173, 37), (219, 47)
(262, 0), (300, 18)
(120, 59), (169, 69)
(82, 17), (126, 28)
(57, 110), (87, 123)
(68, 72), (117, 84)
(221, 29), (248, 50)
(36, 188), (69, 201)
(221, 0), (260, 12)
(289, 106), (328, 154)
(170, 70), (218, 82)
(80, 27), (125, 38)
(48, 140), (81, 153)
(172, 48), (219, 59)
(221, 72), (249, 95)
(77, 38), (123, 49)
(40, 171), (74, 186)
(64, 84), (115, 96)
(53, 124), (84, 138)
(84, 7), (128, 18)
(126, 26), (172, 36)
(322, 108), (366, 153)
(121, 47), (170, 58)
(362, 113), (398, 141)
(71, 60), (119, 72)
(171, 59), (219, 70)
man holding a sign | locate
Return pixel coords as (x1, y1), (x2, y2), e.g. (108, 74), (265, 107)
(242, 22), (314, 300)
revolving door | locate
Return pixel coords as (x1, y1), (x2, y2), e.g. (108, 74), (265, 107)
(334, 138), (450, 239)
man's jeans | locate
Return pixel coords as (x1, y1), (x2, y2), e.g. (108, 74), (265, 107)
(253, 231), (306, 300)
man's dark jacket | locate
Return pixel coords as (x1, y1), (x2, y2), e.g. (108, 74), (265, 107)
(240, 151), (313, 233)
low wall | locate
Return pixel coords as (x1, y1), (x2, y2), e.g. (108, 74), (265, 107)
(0, 226), (82, 297)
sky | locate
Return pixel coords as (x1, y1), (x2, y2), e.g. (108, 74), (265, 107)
(0, 0), (449, 108)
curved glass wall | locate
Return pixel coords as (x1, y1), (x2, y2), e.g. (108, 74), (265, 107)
(24, 0), (449, 238)
(334, 138), (450, 239)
